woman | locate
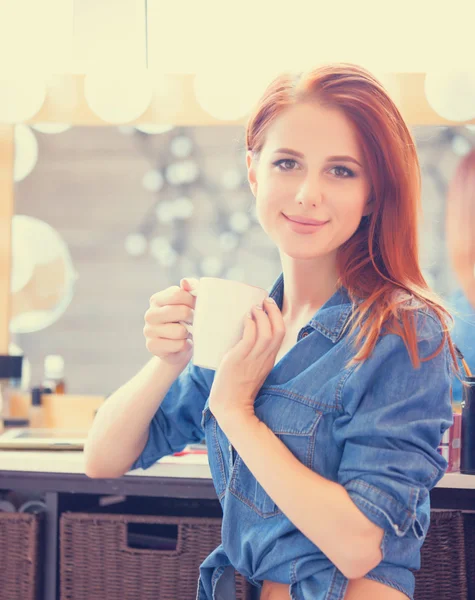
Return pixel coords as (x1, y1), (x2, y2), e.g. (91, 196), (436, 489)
(446, 148), (475, 404)
(84, 63), (462, 600)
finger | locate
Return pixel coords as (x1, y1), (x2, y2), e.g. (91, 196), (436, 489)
(262, 297), (286, 341)
(232, 311), (257, 359)
(180, 277), (200, 298)
(146, 305), (194, 326)
(143, 322), (190, 341)
(145, 337), (190, 356)
(150, 287), (195, 309)
(249, 304), (273, 355)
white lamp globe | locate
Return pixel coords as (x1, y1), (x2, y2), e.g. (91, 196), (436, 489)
(0, 74), (46, 123)
(194, 68), (272, 121)
(14, 125), (39, 183)
(85, 69), (153, 124)
(425, 72), (475, 122)
(32, 123), (71, 134)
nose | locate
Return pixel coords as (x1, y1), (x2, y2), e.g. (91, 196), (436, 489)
(295, 176), (323, 208)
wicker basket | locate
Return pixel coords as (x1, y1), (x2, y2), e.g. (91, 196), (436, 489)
(0, 512), (43, 600)
(414, 510), (468, 600)
(464, 514), (475, 600)
(60, 512), (252, 600)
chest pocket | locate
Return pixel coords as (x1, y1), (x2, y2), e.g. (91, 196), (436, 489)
(201, 401), (227, 500)
(229, 392), (322, 518)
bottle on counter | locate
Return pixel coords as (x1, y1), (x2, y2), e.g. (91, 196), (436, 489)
(29, 387), (45, 429)
(42, 354), (66, 394)
(0, 355), (23, 431)
(461, 376), (475, 475)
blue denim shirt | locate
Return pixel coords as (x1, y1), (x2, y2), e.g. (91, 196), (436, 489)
(132, 273), (453, 600)
(447, 288), (475, 403)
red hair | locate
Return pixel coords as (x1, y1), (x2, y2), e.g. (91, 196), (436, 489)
(246, 62), (460, 377)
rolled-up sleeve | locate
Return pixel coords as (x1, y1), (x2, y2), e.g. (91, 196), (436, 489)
(334, 311), (454, 541)
(131, 361), (213, 470)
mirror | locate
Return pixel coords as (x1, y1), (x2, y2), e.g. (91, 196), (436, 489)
(10, 123), (475, 396)
(10, 215), (77, 334)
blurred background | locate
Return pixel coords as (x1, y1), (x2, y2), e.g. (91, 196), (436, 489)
(9, 122), (475, 394)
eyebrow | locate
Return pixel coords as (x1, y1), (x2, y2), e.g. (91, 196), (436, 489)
(273, 148), (363, 168)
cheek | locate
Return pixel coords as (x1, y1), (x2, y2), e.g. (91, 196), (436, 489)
(336, 184), (369, 215)
(255, 194), (284, 239)
(255, 183), (283, 215)
(255, 200), (273, 234)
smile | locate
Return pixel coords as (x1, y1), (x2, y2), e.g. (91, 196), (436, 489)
(283, 214), (329, 234)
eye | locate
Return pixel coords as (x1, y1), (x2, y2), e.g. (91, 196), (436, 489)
(330, 165), (355, 178)
(273, 159), (299, 172)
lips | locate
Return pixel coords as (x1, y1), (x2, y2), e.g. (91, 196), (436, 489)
(284, 214), (328, 226)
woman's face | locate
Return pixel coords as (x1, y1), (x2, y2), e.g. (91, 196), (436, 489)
(247, 102), (372, 261)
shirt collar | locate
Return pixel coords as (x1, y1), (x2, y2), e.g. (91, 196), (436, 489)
(267, 273), (355, 343)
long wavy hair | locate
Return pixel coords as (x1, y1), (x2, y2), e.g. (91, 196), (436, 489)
(245, 62), (460, 378)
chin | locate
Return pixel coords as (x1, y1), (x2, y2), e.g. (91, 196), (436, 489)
(278, 243), (329, 261)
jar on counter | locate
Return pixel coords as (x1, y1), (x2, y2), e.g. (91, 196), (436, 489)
(0, 355), (23, 431)
(42, 354), (66, 394)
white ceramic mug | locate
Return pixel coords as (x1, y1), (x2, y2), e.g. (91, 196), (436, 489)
(180, 277), (269, 370)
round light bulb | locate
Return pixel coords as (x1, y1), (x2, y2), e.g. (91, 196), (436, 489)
(136, 124), (174, 135)
(0, 74), (46, 123)
(194, 68), (273, 121)
(222, 169), (242, 190)
(170, 135), (193, 158)
(155, 202), (175, 224)
(32, 123), (71, 134)
(451, 136), (472, 157)
(125, 233), (147, 257)
(85, 69), (153, 123)
(201, 256), (223, 276)
(173, 196), (194, 219)
(229, 211), (251, 234)
(14, 125), (39, 183)
(219, 232), (239, 251)
(142, 169), (164, 192)
(425, 72), (475, 122)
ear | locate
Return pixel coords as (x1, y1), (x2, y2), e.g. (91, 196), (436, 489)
(246, 151), (258, 197)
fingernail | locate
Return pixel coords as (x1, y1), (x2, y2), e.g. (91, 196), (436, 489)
(254, 304), (263, 310)
(265, 297), (276, 304)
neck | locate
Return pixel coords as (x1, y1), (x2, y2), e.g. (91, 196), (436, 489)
(279, 252), (339, 323)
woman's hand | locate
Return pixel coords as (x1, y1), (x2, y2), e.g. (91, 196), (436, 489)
(208, 296), (286, 428)
(143, 277), (199, 369)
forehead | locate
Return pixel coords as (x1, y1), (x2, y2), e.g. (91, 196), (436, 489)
(262, 102), (363, 159)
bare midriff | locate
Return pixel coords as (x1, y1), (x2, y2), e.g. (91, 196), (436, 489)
(260, 581), (290, 600)
(260, 577), (411, 599)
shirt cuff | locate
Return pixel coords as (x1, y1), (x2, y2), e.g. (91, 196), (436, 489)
(345, 479), (425, 540)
